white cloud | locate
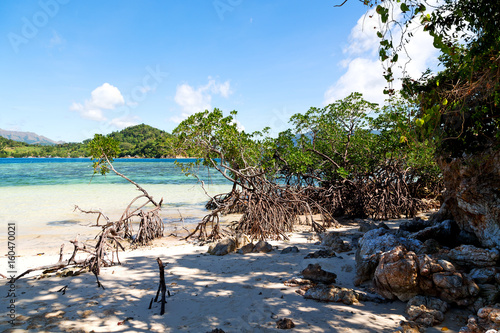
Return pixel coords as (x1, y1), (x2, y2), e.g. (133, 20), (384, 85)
(109, 115), (141, 129)
(70, 83), (125, 121)
(324, 58), (386, 105)
(324, 6), (440, 106)
(172, 77), (232, 123)
(89, 83), (125, 110)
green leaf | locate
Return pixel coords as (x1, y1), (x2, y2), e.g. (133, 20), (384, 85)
(400, 3), (409, 12)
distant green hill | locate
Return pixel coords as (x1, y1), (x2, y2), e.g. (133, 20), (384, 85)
(0, 124), (178, 158)
(108, 124), (177, 158)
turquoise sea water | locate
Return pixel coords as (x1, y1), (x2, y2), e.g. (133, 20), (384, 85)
(0, 158), (233, 256)
(0, 157), (228, 186)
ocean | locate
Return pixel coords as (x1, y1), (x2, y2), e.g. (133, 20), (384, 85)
(0, 158), (233, 257)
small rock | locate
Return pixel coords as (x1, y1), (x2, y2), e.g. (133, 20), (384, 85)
(209, 238), (236, 256)
(281, 246), (299, 254)
(276, 318), (295, 329)
(252, 240), (273, 253)
(237, 243), (254, 254)
(304, 249), (336, 259)
(396, 320), (423, 333)
(206, 329), (226, 333)
(303, 285), (359, 305)
(406, 295), (448, 327)
(301, 263), (337, 284)
(320, 232), (352, 252)
(459, 315), (484, 333)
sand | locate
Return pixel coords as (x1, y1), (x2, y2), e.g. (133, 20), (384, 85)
(0, 223), (471, 333)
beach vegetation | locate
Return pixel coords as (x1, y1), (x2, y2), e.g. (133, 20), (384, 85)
(172, 94), (442, 240)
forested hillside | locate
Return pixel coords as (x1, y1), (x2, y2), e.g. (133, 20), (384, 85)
(0, 124), (178, 158)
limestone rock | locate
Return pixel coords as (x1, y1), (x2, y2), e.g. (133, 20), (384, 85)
(459, 315), (484, 333)
(373, 246), (479, 305)
(301, 263), (337, 284)
(394, 320), (424, 333)
(355, 228), (423, 285)
(237, 243), (254, 254)
(303, 285), (359, 305)
(477, 306), (500, 329)
(208, 238), (236, 256)
(320, 232), (352, 252)
(374, 246), (420, 301)
(436, 150), (500, 249)
(281, 246), (299, 254)
(477, 284), (500, 304)
(252, 240), (273, 253)
(406, 295), (448, 327)
(469, 267), (498, 284)
(432, 272), (479, 306)
(448, 245), (500, 268)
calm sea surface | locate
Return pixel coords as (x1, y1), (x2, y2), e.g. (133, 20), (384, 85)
(0, 158), (232, 257)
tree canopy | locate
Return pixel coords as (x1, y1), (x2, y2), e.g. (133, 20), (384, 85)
(365, 0), (500, 157)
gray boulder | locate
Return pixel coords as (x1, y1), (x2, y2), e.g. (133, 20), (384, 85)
(208, 238), (236, 256)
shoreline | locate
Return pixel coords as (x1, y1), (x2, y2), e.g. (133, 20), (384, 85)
(0, 215), (469, 333)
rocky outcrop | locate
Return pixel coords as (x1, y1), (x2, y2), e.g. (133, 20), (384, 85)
(436, 149), (500, 249)
(448, 245), (499, 268)
(374, 246), (420, 301)
(406, 295), (449, 327)
(477, 306), (500, 331)
(459, 306), (500, 333)
(355, 228), (423, 285)
(373, 246), (480, 305)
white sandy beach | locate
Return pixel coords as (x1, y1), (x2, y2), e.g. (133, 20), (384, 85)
(0, 220), (471, 333)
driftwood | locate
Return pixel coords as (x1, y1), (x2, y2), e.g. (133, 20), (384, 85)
(13, 244), (82, 282)
(13, 222), (125, 291)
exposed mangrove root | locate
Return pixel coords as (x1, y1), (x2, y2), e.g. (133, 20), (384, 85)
(153, 257), (169, 315)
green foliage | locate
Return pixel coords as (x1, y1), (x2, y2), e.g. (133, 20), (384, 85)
(108, 124), (177, 158)
(87, 134), (120, 175)
(280, 92), (379, 184)
(367, 0), (500, 156)
(173, 108), (264, 184)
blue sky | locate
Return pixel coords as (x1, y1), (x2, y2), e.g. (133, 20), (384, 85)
(0, 0), (438, 142)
